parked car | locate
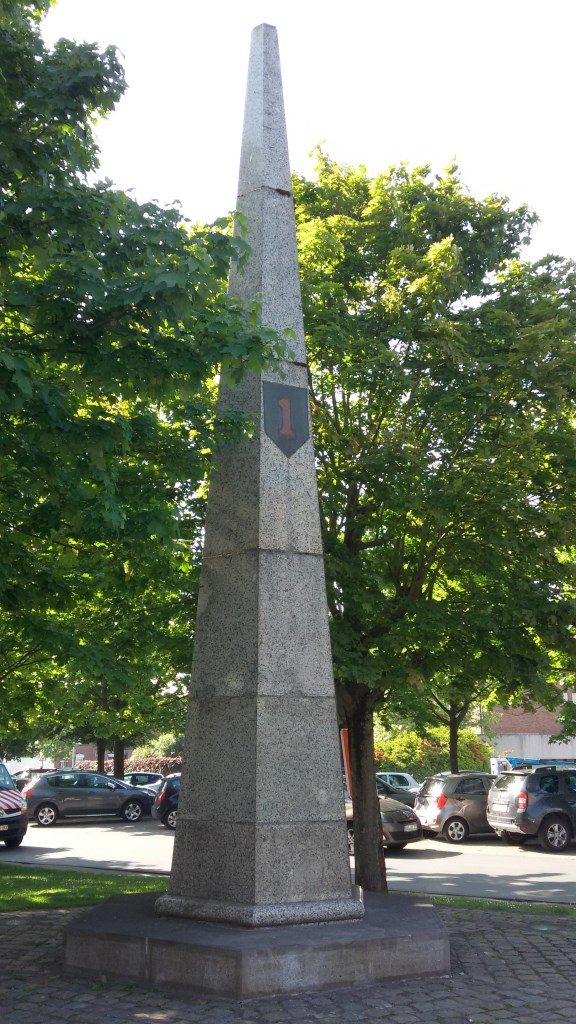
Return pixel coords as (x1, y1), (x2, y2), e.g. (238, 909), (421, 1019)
(123, 771), (164, 793)
(487, 765), (576, 852)
(345, 790), (422, 854)
(376, 776), (417, 808)
(23, 770), (154, 826)
(0, 762), (28, 848)
(414, 772), (495, 843)
(376, 771), (421, 796)
(151, 773), (181, 829)
(11, 767), (51, 792)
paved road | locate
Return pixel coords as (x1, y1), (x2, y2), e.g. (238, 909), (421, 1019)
(3, 818), (576, 903)
(389, 833), (576, 904)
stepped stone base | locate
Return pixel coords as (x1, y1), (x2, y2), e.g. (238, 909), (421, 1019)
(63, 891), (450, 998)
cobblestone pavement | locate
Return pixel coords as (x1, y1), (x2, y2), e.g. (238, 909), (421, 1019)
(3, 904), (575, 1024)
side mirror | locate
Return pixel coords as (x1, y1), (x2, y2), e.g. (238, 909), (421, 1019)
(107, 781), (116, 789)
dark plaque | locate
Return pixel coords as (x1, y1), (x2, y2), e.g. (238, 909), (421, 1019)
(262, 381), (310, 457)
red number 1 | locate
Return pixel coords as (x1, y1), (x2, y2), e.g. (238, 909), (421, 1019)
(278, 397), (294, 437)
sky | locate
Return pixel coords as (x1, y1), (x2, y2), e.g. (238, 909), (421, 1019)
(42, 0), (576, 262)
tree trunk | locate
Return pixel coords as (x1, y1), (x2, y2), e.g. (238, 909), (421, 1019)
(96, 739), (106, 774)
(113, 738), (125, 779)
(449, 706), (459, 773)
(348, 697), (387, 891)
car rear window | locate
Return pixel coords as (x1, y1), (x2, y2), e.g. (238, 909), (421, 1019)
(419, 779), (444, 798)
(492, 774), (524, 792)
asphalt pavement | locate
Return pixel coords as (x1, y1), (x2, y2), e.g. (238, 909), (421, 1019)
(3, 818), (576, 903)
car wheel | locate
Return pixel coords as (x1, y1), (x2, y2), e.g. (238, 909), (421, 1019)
(35, 803), (58, 827)
(538, 815), (571, 852)
(3, 836), (24, 848)
(163, 808), (177, 830)
(121, 800), (144, 823)
(389, 842), (407, 851)
(501, 831), (528, 845)
(442, 817), (469, 843)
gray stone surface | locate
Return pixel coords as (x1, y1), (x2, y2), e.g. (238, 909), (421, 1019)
(187, 553), (336, 699)
(230, 189), (307, 362)
(165, 22), (360, 927)
(64, 892), (447, 996)
(7, 902), (574, 1024)
(236, 29), (292, 195)
(167, 820), (353, 908)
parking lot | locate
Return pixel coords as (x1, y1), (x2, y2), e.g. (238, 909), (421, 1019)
(3, 818), (576, 903)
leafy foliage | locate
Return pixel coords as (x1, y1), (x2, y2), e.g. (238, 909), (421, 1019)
(131, 732), (184, 758)
(0, 1), (279, 751)
(294, 150), (576, 883)
(295, 150), (576, 727)
(374, 726), (493, 779)
(80, 755), (183, 776)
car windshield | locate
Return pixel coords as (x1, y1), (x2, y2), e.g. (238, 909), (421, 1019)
(492, 774), (524, 792)
(0, 764), (16, 790)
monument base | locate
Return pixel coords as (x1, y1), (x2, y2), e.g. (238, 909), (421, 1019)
(155, 889), (364, 925)
(63, 891), (450, 998)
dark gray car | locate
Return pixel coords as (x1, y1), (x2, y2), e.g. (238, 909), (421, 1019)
(23, 770), (153, 826)
(487, 766), (576, 851)
(345, 791), (422, 853)
(376, 777), (417, 807)
(414, 772), (495, 843)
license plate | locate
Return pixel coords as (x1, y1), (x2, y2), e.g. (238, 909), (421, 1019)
(0, 824), (9, 831)
(492, 803), (508, 813)
(404, 822), (419, 831)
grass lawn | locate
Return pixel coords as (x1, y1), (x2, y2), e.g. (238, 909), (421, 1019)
(1, 864), (574, 917)
(0, 863), (168, 912)
(413, 892), (576, 916)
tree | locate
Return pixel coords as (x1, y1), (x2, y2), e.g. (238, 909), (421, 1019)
(374, 725), (492, 780)
(0, 1), (280, 753)
(293, 151), (576, 889)
(131, 732), (184, 759)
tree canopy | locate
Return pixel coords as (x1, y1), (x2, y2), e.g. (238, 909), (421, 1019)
(294, 150), (576, 885)
(0, 0), (278, 756)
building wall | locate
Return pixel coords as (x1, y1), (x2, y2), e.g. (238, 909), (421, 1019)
(493, 733), (576, 760)
(491, 692), (576, 760)
(494, 705), (563, 736)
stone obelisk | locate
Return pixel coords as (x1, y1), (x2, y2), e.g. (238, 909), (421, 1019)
(156, 23), (363, 926)
(64, 28), (449, 993)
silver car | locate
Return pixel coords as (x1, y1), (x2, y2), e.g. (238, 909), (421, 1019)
(23, 770), (154, 826)
(414, 772), (495, 843)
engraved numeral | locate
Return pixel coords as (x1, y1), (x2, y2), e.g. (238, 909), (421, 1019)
(278, 397), (295, 437)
